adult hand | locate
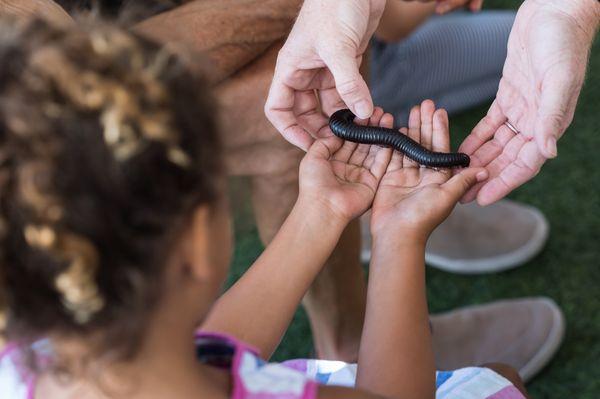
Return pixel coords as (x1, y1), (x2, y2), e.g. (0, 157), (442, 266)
(299, 108), (392, 223)
(459, 0), (600, 205)
(265, 0), (386, 151)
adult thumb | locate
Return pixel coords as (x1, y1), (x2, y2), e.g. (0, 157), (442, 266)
(323, 47), (373, 119)
(443, 168), (488, 203)
(533, 69), (578, 159)
(533, 117), (560, 159)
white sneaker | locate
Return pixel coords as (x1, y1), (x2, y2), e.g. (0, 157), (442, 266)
(360, 199), (549, 274)
(430, 297), (565, 382)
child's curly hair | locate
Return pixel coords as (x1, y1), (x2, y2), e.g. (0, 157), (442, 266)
(0, 18), (222, 360)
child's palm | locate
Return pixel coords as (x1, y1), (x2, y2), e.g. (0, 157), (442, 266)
(300, 109), (393, 221)
(374, 163), (454, 236)
(371, 101), (486, 237)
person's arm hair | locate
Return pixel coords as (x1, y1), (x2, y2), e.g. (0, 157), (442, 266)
(355, 236), (436, 399)
(133, 0), (302, 85)
(0, 0), (73, 27)
(201, 201), (347, 360)
(375, 1), (435, 43)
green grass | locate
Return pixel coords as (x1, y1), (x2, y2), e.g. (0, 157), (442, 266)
(227, 1), (600, 397)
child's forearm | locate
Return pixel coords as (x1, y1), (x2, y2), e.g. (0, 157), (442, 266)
(134, 0), (302, 85)
(356, 232), (435, 399)
(202, 198), (347, 359)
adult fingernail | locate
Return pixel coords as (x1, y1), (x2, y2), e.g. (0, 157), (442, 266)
(546, 137), (558, 158)
(476, 170), (488, 181)
(354, 100), (372, 119)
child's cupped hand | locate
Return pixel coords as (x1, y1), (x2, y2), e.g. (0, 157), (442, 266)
(370, 100), (488, 242)
(299, 107), (393, 224)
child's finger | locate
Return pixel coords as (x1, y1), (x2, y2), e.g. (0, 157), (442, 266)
(349, 143), (372, 166)
(365, 111), (394, 170)
(404, 105), (421, 168)
(432, 108), (450, 153)
(442, 167), (489, 203)
(349, 108), (385, 166)
(420, 100), (435, 151)
(380, 112), (394, 131)
(365, 112), (394, 176)
(333, 110), (363, 162)
(390, 127), (409, 170)
(368, 145), (393, 181)
(333, 140), (359, 163)
(306, 136), (344, 161)
(469, 0), (484, 12)
(369, 107), (385, 127)
(382, 114), (403, 171)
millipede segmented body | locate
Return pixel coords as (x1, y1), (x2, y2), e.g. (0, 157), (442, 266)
(329, 109), (470, 168)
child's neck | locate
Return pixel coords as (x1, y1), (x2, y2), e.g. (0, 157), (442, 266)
(38, 314), (229, 398)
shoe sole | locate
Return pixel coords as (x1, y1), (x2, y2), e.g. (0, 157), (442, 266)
(518, 297), (565, 383)
(424, 202), (550, 274)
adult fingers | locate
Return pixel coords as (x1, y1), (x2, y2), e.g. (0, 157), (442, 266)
(476, 141), (545, 206)
(466, 124), (516, 167)
(321, 47), (373, 119)
(294, 90), (331, 139)
(533, 68), (579, 159)
(442, 167), (489, 204)
(265, 74), (314, 151)
(460, 133), (527, 203)
(459, 100), (506, 156)
(319, 85), (347, 117)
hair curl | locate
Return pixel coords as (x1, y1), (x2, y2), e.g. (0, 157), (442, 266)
(0, 18), (222, 360)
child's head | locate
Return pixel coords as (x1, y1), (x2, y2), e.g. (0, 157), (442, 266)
(0, 19), (232, 362)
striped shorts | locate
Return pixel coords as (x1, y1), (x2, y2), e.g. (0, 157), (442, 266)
(371, 10), (516, 126)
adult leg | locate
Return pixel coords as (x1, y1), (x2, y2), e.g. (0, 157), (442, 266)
(371, 10), (515, 125)
(217, 44), (365, 361)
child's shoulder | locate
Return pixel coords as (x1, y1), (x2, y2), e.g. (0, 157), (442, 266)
(196, 332), (318, 399)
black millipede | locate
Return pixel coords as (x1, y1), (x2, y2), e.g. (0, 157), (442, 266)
(329, 109), (470, 168)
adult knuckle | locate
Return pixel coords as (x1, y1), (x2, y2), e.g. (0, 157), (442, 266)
(336, 78), (362, 98)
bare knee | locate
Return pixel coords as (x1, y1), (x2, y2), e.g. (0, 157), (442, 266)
(483, 363), (528, 398)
